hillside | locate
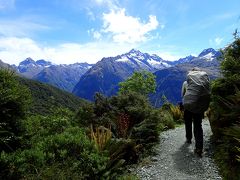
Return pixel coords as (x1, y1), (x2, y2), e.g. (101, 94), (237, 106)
(10, 58), (93, 92)
(73, 48), (221, 104)
(16, 76), (87, 115)
(72, 49), (172, 101)
(0, 60), (15, 70)
(32, 63), (92, 92)
(151, 48), (222, 106)
(151, 63), (221, 106)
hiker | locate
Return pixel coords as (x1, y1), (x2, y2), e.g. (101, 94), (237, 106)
(182, 67), (211, 157)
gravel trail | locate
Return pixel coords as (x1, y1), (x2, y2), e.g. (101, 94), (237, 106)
(132, 119), (222, 180)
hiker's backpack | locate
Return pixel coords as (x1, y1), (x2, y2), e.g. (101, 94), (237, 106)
(183, 70), (210, 113)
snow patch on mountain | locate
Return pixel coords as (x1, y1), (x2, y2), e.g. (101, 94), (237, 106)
(115, 49), (172, 71)
(201, 52), (215, 61)
(116, 56), (131, 63)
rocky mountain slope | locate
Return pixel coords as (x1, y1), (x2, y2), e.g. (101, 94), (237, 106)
(151, 48), (221, 106)
(73, 48), (221, 102)
(32, 62), (92, 92)
(13, 58), (93, 92)
(72, 49), (172, 100)
(17, 58), (52, 78)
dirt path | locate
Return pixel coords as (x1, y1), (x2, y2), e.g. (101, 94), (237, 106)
(132, 119), (222, 180)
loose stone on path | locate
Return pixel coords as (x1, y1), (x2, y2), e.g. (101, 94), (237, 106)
(131, 119), (222, 180)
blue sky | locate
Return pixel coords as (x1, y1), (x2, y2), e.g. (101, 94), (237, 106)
(0, 0), (239, 65)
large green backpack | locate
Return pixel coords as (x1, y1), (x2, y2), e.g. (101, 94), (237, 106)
(183, 70), (210, 113)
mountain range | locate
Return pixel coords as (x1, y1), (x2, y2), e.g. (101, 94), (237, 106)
(73, 48), (221, 103)
(7, 58), (93, 92)
(32, 62), (92, 92)
(72, 49), (172, 100)
(0, 48), (222, 106)
(151, 48), (222, 106)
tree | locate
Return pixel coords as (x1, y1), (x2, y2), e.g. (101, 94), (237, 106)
(0, 69), (31, 152)
(119, 71), (156, 96)
(209, 34), (240, 179)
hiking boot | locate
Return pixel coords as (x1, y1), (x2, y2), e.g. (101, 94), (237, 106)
(194, 149), (203, 157)
(186, 139), (192, 144)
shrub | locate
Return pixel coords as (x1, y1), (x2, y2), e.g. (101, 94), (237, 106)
(73, 91), (166, 177)
(0, 69), (31, 152)
(22, 110), (72, 145)
(107, 139), (138, 168)
(209, 35), (240, 179)
(119, 71), (156, 96)
(159, 110), (175, 130)
(74, 102), (96, 127)
(90, 125), (112, 151)
(110, 92), (151, 126)
(169, 105), (183, 123)
(116, 113), (131, 138)
(1, 126), (109, 179)
(131, 109), (162, 146)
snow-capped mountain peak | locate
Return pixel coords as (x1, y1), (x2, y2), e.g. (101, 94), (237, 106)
(116, 49), (171, 70)
(127, 49), (146, 60)
(201, 52), (215, 61)
(19, 58), (53, 68)
(116, 55), (130, 63)
(198, 48), (216, 56)
(129, 48), (142, 55)
(198, 48), (221, 61)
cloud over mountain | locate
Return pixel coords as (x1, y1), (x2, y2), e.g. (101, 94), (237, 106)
(101, 8), (159, 43)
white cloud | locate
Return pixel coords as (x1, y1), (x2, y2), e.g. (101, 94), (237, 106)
(214, 37), (223, 46)
(157, 52), (182, 61)
(209, 37), (223, 46)
(0, 36), (133, 65)
(101, 8), (159, 43)
(88, 28), (102, 40)
(0, 37), (43, 64)
(0, 18), (50, 37)
(0, 0), (15, 10)
(93, 31), (102, 40)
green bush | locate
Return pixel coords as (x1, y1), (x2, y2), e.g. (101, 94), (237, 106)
(161, 103), (183, 124)
(22, 109), (73, 147)
(0, 69), (31, 152)
(109, 91), (153, 132)
(1, 70), (164, 179)
(73, 91), (166, 177)
(1, 124), (109, 179)
(74, 102), (96, 127)
(101, 139), (138, 178)
(159, 110), (175, 130)
(119, 71), (156, 96)
(209, 35), (240, 179)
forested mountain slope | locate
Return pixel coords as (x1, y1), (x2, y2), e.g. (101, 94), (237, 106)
(16, 76), (87, 115)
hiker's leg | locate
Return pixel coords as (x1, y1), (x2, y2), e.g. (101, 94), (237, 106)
(184, 110), (192, 142)
(193, 113), (203, 150)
